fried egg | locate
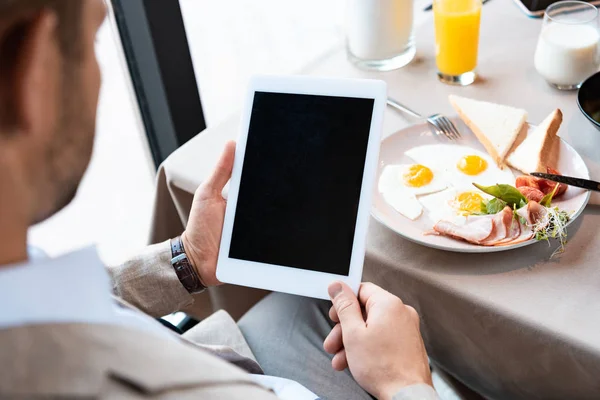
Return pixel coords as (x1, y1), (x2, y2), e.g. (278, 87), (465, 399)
(419, 187), (492, 225)
(405, 144), (515, 190)
(378, 164), (447, 220)
(419, 187), (493, 223)
(380, 144), (516, 221)
(378, 164), (447, 195)
(404, 145), (512, 223)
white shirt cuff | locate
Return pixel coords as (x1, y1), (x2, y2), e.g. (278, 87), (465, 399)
(392, 383), (439, 400)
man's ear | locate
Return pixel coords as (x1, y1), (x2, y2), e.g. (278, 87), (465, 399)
(0, 10), (60, 138)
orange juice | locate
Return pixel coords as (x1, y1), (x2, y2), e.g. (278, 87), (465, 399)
(434, 0), (481, 76)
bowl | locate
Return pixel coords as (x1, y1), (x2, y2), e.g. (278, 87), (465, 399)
(578, 72), (600, 131)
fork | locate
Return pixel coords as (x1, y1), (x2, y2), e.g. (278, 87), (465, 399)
(386, 98), (461, 140)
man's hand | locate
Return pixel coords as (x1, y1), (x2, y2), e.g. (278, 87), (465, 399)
(181, 141), (235, 287)
(323, 282), (432, 400)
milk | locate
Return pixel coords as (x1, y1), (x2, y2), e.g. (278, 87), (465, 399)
(346, 0), (414, 68)
(534, 23), (600, 88)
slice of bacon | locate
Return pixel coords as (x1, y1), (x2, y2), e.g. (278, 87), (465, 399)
(492, 207), (522, 245)
(432, 203), (548, 247)
(515, 201), (548, 227)
(433, 216), (494, 245)
(481, 207), (513, 245)
(432, 205), (542, 247)
(529, 201), (549, 223)
(503, 220), (534, 245)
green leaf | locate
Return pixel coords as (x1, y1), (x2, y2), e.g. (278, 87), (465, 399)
(484, 198), (507, 214)
(473, 183), (528, 209)
(540, 183), (559, 207)
(480, 200), (488, 213)
(519, 199), (527, 208)
(476, 198), (508, 215)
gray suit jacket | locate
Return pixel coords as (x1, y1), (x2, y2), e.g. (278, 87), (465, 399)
(1, 240), (438, 399)
(0, 241), (279, 399)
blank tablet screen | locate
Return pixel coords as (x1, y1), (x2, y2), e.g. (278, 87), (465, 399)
(229, 92), (375, 276)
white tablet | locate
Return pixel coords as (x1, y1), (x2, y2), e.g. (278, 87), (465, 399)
(216, 75), (386, 299)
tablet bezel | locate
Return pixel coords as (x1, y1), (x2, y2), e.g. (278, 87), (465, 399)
(216, 75), (386, 299)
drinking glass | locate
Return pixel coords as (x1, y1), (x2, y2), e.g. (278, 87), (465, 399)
(534, 1), (600, 91)
(346, 0), (416, 71)
(433, 0), (482, 86)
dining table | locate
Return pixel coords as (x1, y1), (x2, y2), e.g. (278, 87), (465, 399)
(147, 1), (600, 398)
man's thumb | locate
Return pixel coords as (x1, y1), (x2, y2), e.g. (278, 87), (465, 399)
(205, 141), (235, 192)
(328, 282), (364, 330)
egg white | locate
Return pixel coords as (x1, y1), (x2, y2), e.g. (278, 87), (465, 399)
(382, 189), (423, 220)
(378, 164), (448, 220)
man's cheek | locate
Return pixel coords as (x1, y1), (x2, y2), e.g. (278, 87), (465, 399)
(85, 54), (101, 122)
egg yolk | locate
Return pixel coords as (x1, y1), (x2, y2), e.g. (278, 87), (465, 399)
(457, 155), (488, 175)
(403, 164), (434, 187)
(453, 192), (485, 215)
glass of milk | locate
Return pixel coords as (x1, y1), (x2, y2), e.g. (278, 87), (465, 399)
(534, 1), (600, 90)
(346, 0), (415, 71)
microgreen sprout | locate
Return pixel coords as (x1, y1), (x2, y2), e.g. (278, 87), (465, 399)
(533, 207), (570, 257)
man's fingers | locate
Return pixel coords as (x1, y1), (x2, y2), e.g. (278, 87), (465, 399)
(204, 141), (236, 193)
(331, 349), (348, 371)
(328, 281), (364, 332)
(323, 323), (344, 354)
(358, 282), (403, 314)
(329, 305), (339, 323)
(358, 282), (386, 305)
(405, 305), (421, 329)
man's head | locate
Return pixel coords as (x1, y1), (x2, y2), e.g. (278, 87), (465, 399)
(0, 0), (106, 224)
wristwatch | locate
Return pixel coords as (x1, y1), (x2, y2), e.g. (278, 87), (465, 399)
(170, 236), (207, 294)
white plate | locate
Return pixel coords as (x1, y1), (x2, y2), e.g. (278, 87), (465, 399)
(371, 117), (591, 253)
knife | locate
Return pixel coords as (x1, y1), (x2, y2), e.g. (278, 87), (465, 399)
(530, 172), (600, 192)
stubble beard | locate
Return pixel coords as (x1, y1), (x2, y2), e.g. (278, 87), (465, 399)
(32, 72), (96, 225)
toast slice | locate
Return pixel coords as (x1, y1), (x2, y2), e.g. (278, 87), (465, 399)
(449, 95), (528, 167)
(506, 109), (562, 174)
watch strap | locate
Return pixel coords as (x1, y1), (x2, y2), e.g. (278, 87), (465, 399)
(170, 236), (206, 294)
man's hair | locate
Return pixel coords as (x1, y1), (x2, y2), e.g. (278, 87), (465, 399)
(0, 1), (83, 132)
(0, 0), (83, 59)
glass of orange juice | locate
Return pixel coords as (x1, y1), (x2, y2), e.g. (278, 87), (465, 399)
(433, 0), (482, 86)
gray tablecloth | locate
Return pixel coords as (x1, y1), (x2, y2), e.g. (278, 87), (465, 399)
(148, 2), (600, 399)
